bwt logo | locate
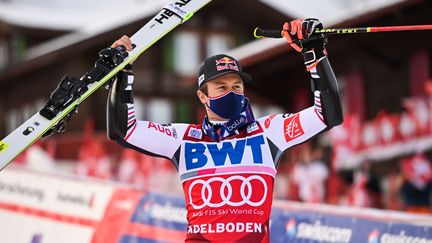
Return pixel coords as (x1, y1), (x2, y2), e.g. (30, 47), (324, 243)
(185, 135), (265, 170)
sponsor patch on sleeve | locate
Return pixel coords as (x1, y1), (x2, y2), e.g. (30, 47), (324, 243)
(0, 141), (8, 153)
(283, 113), (304, 142)
(264, 114), (277, 129)
(188, 128), (203, 139)
(247, 122), (259, 133)
(148, 122), (177, 138)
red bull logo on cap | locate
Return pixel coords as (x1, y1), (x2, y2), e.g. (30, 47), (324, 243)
(215, 57), (239, 72)
(215, 57), (236, 65)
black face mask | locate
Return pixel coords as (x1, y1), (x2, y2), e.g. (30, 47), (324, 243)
(206, 91), (245, 120)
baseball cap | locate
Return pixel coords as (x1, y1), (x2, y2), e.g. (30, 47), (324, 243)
(197, 54), (252, 87)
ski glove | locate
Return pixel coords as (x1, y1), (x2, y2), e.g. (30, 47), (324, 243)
(282, 18), (327, 71)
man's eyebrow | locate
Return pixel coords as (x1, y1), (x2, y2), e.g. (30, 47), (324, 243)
(214, 80), (226, 85)
(213, 78), (242, 85)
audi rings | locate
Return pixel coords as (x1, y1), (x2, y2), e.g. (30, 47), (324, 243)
(188, 175), (268, 209)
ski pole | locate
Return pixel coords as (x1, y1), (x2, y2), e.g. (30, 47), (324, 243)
(254, 24), (432, 38)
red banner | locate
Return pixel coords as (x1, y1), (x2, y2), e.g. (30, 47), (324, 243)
(330, 97), (432, 169)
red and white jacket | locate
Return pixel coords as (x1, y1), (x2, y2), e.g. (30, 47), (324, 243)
(107, 58), (342, 242)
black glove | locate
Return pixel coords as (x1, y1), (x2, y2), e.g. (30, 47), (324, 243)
(282, 18), (327, 71)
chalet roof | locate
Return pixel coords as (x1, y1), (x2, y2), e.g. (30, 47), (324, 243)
(0, 0), (407, 31)
(0, 0), (166, 31)
(0, 0), (416, 81)
(261, 0), (408, 26)
(0, 0), (409, 62)
(0, 0), (166, 60)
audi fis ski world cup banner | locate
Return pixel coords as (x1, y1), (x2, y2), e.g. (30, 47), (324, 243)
(0, 168), (431, 242)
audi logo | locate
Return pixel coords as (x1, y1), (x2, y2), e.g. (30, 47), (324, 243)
(188, 175), (268, 209)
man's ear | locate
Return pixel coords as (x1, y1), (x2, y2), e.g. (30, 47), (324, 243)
(197, 90), (208, 105)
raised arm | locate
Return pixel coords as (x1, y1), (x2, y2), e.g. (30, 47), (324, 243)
(297, 19), (343, 128)
(106, 65), (134, 142)
(259, 19), (343, 152)
(106, 36), (185, 165)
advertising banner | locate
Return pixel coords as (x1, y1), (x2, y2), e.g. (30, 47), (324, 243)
(0, 168), (114, 243)
(270, 203), (432, 243)
(1, 168), (431, 243)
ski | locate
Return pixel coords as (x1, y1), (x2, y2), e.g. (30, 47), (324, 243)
(0, 0), (212, 170)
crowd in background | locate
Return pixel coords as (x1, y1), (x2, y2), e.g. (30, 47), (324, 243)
(279, 141), (432, 214)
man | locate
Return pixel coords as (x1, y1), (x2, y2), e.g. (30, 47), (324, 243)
(107, 18), (342, 242)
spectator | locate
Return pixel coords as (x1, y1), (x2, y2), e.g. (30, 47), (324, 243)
(381, 169), (403, 210)
(339, 162), (382, 208)
(400, 153), (432, 214)
(345, 167), (372, 207)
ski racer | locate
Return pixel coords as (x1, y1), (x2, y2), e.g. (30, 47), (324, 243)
(107, 18), (343, 242)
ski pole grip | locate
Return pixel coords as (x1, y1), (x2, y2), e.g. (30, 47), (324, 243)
(254, 28), (283, 39)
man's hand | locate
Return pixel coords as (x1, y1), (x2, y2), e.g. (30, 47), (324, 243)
(282, 18), (325, 52)
(282, 18), (327, 71)
(111, 35), (134, 51)
(110, 35), (137, 68)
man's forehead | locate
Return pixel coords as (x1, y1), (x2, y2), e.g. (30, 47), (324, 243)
(208, 74), (243, 84)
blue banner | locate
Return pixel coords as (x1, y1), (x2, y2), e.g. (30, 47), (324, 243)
(123, 192), (432, 243)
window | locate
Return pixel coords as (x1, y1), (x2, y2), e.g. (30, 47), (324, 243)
(206, 34), (234, 57)
(172, 32), (200, 76)
(176, 99), (193, 123)
(167, 31), (235, 77)
(6, 110), (19, 133)
(148, 98), (173, 124)
(12, 34), (27, 63)
(133, 97), (146, 120)
(0, 39), (8, 69)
